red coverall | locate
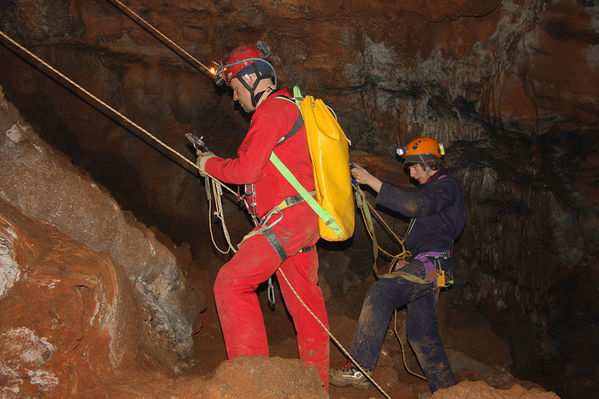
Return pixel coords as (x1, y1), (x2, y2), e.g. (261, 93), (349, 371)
(204, 88), (330, 388)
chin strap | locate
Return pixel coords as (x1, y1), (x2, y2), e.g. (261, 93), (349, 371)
(418, 154), (431, 179)
(237, 64), (276, 107)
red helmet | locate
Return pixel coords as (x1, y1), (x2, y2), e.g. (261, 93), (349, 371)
(220, 45), (263, 86)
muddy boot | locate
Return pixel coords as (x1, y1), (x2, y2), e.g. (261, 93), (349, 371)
(329, 360), (372, 389)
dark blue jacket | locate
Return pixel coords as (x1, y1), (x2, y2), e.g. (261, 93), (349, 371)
(375, 171), (465, 257)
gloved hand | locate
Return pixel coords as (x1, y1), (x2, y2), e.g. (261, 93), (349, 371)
(196, 151), (216, 177)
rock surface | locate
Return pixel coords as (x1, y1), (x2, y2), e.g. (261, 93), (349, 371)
(0, 85), (203, 358)
(0, 198), (178, 397)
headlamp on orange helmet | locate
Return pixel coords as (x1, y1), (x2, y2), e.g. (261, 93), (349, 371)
(396, 137), (445, 163)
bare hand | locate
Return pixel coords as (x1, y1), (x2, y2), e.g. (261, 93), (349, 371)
(350, 163), (383, 193)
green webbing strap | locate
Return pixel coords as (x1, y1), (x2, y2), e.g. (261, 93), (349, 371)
(292, 86), (305, 118)
(269, 152), (343, 237)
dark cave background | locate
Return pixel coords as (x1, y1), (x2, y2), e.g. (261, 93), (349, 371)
(1, 1), (598, 398)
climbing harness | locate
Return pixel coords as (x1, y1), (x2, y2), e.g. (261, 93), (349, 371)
(256, 191), (317, 309)
(257, 192), (317, 260)
(414, 251), (453, 288)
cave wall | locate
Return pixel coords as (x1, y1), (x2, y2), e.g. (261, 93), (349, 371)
(0, 84), (204, 359)
(1, 0), (598, 396)
(0, 197), (179, 397)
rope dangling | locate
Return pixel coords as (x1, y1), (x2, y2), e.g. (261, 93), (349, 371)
(352, 182), (411, 278)
(206, 175), (237, 255)
(354, 185), (379, 271)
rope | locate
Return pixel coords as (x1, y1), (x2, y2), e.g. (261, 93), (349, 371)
(106, 0), (213, 76)
(277, 269), (392, 399)
(0, 29), (237, 198)
(392, 310), (426, 380)
(353, 184), (410, 261)
(207, 177), (237, 255)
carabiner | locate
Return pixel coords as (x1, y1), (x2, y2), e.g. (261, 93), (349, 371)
(262, 209), (283, 229)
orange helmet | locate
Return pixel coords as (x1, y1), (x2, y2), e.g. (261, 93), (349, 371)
(399, 137), (445, 163)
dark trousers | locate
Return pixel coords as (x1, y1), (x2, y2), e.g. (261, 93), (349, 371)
(349, 260), (457, 392)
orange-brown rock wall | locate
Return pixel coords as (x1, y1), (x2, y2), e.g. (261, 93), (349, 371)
(0, 199), (178, 397)
(0, 85), (203, 359)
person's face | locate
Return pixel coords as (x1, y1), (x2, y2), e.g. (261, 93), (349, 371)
(409, 163), (429, 184)
(230, 75), (255, 113)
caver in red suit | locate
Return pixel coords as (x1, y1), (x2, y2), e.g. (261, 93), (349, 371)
(203, 86), (330, 389)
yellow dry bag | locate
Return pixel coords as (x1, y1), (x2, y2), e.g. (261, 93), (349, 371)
(293, 86), (355, 241)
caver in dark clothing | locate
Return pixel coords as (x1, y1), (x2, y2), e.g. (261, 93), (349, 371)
(376, 171), (465, 257)
(344, 170), (465, 392)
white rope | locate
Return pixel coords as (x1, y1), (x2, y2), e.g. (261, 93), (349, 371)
(0, 28), (237, 199)
(207, 178), (237, 254)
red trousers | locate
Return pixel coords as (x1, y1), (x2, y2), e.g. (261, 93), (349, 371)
(213, 203), (330, 389)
